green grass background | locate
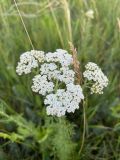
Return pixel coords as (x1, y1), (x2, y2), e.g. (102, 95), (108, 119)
(0, 0), (120, 159)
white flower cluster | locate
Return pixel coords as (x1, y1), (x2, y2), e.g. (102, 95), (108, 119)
(59, 67), (75, 84)
(44, 83), (84, 117)
(40, 63), (60, 80)
(16, 50), (45, 75)
(31, 50), (45, 63)
(16, 49), (84, 117)
(31, 75), (54, 96)
(83, 62), (108, 94)
(15, 49), (108, 116)
(40, 63), (75, 84)
(45, 49), (73, 67)
(16, 50), (109, 116)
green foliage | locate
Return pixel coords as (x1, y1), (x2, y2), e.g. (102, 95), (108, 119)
(0, 0), (120, 159)
(52, 118), (76, 160)
(0, 100), (50, 144)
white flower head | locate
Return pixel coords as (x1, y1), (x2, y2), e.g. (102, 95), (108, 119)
(40, 63), (60, 80)
(45, 49), (73, 67)
(44, 83), (84, 117)
(59, 67), (75, 84)
(16, 50), (45, 75)
(31, 50), (45, 63)
(16, 51), (38, 75)
(83, 62), (109, 94)
(85, 62), (99, 71)
(31, 74), (54, 96)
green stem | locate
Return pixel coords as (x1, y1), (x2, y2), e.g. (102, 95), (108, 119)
(79, 100), (86, 155)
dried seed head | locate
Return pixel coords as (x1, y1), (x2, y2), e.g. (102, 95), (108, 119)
(69, 42), (82, 85)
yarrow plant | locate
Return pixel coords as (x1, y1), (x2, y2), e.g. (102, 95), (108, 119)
(16, 49), (108, 117)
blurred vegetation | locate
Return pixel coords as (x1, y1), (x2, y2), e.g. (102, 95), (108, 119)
(0, 0), (120, 159)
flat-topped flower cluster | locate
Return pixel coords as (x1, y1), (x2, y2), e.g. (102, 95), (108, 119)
(45, 83), (84, 117)
(16, 49), (84, 117)
(83, 62), (109, 94)
(16, 50), (108, 117)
